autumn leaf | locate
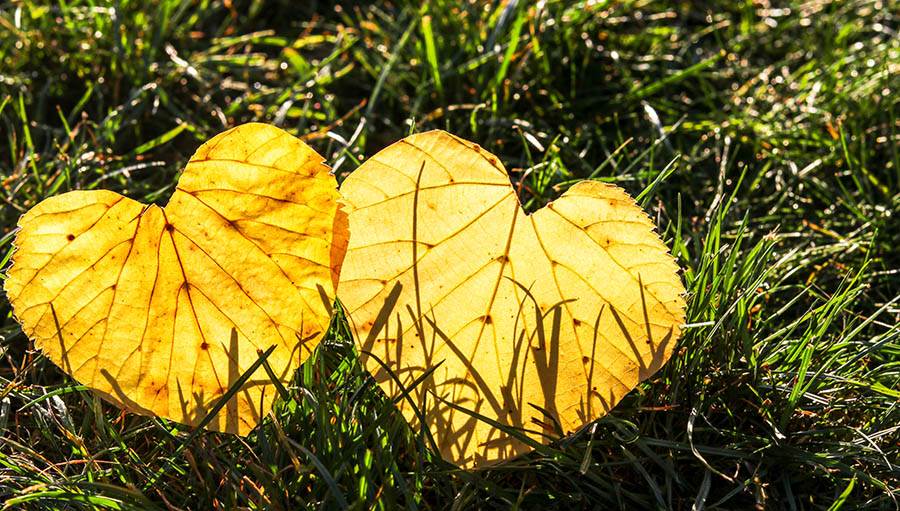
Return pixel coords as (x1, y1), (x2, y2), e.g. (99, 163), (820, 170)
(338, 131), (685, 468)
(4, 123), (347, 435)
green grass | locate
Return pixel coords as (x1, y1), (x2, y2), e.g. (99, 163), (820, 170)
(1, 0), (898, 508)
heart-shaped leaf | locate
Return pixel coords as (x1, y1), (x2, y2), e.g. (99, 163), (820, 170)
(5, 123), (347, 434)
(338, 131), (685, 467)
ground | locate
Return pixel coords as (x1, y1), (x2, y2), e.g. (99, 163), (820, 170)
(0, 1), (897, 509)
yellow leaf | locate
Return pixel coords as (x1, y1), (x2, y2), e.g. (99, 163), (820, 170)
(338, 131), (685, 467)
(5, 123), (347, 435)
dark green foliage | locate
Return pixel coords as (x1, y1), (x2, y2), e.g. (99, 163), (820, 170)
(0, 1), (897, 508)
